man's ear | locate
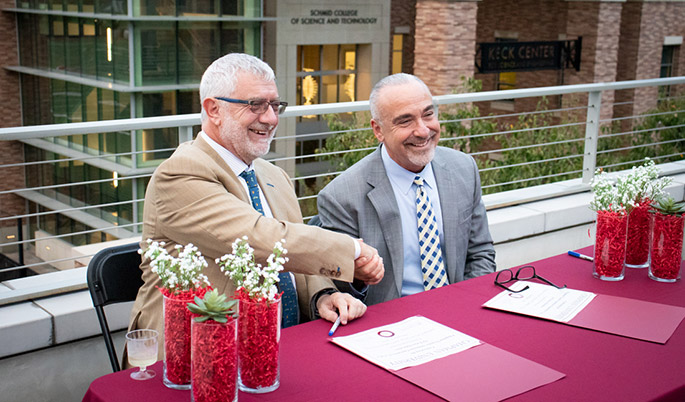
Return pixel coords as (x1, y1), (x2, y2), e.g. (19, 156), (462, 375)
(202, 98), (223, 126)
(371, 119), (384, 143)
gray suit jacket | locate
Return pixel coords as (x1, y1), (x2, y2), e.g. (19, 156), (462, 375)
(317, 146), (496, 305)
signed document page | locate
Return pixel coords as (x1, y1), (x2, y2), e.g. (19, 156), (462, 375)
(331, 316), (481, 371)
(482, 282), (596, 323)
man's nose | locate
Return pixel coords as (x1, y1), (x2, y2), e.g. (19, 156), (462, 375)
(414, 118), (431, 137)
(259, 105), (279, 126)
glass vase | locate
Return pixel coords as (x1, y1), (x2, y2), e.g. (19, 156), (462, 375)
(649, 212), (685, 283)
(191, 317), (239, 402)
(163, 294), (194, 389)
(625, 201), (651, 268)
(593, 210), (628, 281)
(237, 295), (281, 393)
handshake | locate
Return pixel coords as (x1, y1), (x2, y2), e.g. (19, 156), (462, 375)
(353, 240), (384, 285)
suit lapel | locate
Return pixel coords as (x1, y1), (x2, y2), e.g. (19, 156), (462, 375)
(365, 151), (404, 296)
(432, 150), (458, 283)
(193, 135), (250, 203)
(191, 135), (246, 292)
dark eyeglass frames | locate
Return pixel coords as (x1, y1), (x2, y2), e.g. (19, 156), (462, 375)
(495, 265), (567, 293)
(215, 97), (288, 115)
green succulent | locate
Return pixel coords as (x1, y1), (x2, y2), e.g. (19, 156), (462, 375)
(187, 289), (238, 323)
(651, 195), (685, 216)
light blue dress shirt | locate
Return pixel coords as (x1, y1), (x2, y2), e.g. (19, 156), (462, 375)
(380, 145), (444, 296)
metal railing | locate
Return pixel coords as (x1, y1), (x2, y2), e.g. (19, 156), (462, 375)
(0, 76), (684, 305)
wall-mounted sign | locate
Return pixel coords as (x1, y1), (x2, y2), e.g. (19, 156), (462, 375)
(289, 8), (378, 25)
(476, 38), (582, 73)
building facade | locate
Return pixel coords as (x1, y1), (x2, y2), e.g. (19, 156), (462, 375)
(0, 0), (683, 266)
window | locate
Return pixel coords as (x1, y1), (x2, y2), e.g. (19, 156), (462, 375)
(296, 44), (358, 121)
(392, 34), (403, 74)
(295, 137), (326, 164)
(495, 38), (517, 91)
(659, 45), (679, 99)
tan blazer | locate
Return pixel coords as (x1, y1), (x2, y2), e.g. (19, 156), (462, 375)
(128, 135), (355, 360)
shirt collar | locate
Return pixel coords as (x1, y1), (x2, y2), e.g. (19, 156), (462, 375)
(200, 131), (254, 176)
(380, 144), (436, 195)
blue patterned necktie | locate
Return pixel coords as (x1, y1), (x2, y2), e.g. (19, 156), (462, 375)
(239, 169), (299, 328)
(413, 176), (448, 290)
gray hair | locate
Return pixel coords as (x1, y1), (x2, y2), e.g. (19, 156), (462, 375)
(369, 73), (434, 123)
(199, 53), (275, 122)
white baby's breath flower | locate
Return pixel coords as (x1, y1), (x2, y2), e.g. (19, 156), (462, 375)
(141, 239), (211, 293)
(590, 158), (671, 214)
(216, 237), (289, 302)
(616, 158), (671, 210)
(590, 169), (625, 214)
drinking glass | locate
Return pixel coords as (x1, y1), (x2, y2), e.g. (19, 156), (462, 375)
(126, 329), (159, 380)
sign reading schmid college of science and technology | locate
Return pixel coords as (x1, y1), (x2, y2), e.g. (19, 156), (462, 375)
(289, 8), (378, 26)
(477, 39), (582, 73)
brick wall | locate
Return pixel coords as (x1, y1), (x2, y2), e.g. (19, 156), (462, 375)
(631, 1), (685, 115)
(391, 0), (417, 74)
(565, 1), (622, 121)
(0, 1), (25, 228)
(475, 0), (570, 116)
(614, 1), (643, 121)
(0, 0), (21, 129)
(413, 0), (478, 95)
(594, 2), (622, 120)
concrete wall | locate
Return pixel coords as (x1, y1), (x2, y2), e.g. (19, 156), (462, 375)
(0, 330), (126, 402)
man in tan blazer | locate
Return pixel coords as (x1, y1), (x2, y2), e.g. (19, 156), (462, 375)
(128, 53), (384, 359)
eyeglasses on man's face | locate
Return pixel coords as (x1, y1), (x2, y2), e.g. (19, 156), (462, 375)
(494, 265), (567, 293)
(215, 97), (288, 115)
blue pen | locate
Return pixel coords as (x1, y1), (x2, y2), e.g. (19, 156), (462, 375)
(328, 316), (341, 336)
(568, 251), (594, 262)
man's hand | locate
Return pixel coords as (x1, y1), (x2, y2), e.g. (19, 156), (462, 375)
(317, 292), (367, 325)
(354, 240), (384, 285)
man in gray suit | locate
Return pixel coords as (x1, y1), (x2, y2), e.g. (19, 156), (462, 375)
(317, 73), (496, 305)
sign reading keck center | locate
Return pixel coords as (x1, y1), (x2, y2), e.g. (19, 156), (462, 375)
(477, 39), (582, 73)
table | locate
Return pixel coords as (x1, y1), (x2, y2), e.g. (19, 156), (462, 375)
(83, 248), (685, 402)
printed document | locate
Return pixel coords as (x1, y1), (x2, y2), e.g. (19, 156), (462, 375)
(483, 282), (596, 322)
(331, 316), (481, 371)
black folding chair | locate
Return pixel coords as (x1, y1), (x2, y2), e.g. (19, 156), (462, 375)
(86, 242), (143, 372)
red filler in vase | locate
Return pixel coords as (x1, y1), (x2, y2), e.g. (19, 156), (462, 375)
(649, 196), (685, 283)
(217, 236), (289, 393)
(188, 289), (239, 402)
(141, 240), (211, 389)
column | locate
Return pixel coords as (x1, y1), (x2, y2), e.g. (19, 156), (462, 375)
(565, 0), (623, 121)
(414, 0), (479, 95)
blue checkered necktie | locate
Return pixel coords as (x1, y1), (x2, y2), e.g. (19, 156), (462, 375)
(413, 176), (448, 290)
(239, 169), (299, 328)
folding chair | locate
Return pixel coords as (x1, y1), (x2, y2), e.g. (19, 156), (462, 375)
(86, 242), (143, 372)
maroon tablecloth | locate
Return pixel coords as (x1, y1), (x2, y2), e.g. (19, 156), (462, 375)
(83, 248), (685, 402)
